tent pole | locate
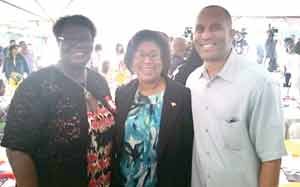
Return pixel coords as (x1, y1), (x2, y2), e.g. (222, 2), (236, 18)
(0, 0), (47, 20)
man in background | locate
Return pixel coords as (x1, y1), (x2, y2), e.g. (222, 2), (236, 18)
(169, 37), (187, 74)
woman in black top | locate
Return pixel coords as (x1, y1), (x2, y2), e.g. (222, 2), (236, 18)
(112, 30), (194, 187)
(1, 15), (115, 187)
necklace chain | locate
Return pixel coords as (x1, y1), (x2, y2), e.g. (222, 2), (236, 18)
(55, 65), (88, 97)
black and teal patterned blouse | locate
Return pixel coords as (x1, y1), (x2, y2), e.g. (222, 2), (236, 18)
(120, 91), (164, 187)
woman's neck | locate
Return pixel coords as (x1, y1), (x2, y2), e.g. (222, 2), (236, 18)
(57, 63), (85, 83)
(138, 77), (165, 96)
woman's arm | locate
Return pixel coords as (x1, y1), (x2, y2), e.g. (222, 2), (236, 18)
(6, 149), (38, 187)
(182, 88), (194, 187)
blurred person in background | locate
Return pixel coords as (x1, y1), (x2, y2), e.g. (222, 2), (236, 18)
(3, 44), (29, 81)
(0, 46), (4, 72)
(265, 25), (278, 72)
(283, 37), (300, 97)
(3, 40), (16, 58)
(115, 43), (125, 70)
(19, 41), (34, 73)
(169, 37), (187, 74)
(88, 43), (102, 73)
(114, 43), (131, 86)
(171, 45), (203, 85)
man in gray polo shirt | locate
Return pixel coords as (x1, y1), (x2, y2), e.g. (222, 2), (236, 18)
(186, 5), (287, 187)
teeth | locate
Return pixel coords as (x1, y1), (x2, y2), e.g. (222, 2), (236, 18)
(144, 66), (153, 68)
(75, 52), (84, 56)
(202, 44), (214, 48)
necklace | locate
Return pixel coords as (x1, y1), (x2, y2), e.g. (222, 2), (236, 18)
(54, 64), (88, 97)
(138, 78), (165, 96)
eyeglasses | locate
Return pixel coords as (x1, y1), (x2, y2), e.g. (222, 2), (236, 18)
(134, 51), (161, 61)
(58, 36), (93, 47)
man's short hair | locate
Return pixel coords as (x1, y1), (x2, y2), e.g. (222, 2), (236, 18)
(200, 5), (232, 26)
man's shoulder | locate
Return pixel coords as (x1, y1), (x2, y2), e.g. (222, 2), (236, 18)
(239, 57), (273, 83)
(233, 57), (280, 97)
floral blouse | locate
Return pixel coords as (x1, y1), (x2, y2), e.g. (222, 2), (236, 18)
(86, 92), (115, 187)
(120, 91), (164, 187)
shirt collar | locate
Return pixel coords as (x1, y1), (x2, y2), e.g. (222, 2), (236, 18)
(199, 50), (238, 83)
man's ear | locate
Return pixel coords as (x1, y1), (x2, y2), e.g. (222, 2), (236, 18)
(230, 29), (236, 38)
(56, 36), (64, 48)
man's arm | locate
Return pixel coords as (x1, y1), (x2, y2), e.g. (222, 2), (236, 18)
(248, 79), (286, 187)
(259, 159), (281, 187)
(6, 148), (38, 187)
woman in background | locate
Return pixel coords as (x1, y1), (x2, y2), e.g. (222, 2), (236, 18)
(3, 44), (29, 80)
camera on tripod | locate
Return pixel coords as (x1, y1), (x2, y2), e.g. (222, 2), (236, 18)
(184, 27), (193, 40)
(233, 28), (248, 55)
(240, 28), (247, 38)
(267, 24), (278, 38)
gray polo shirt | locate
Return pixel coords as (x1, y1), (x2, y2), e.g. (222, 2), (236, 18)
(186, 51), (287, 187)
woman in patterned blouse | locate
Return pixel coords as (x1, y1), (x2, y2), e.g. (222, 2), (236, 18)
(113, 30), (194, 187)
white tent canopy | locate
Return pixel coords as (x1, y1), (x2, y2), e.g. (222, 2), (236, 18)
(1, 0), (300, 37)
(0, 0), (299, 67)
(1, 0), (300, 54)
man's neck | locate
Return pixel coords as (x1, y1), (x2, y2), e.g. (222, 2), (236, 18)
(204, 50), (232, 78)
(204, 60), (226, 78)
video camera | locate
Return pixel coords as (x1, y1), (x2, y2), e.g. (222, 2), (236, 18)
(184, 27), (193, 40)
(267, 24), (278, 38)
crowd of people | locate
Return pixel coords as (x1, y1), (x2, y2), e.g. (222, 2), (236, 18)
(0, 4), (288, 187)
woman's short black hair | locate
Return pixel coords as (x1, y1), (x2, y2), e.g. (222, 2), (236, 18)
(53, 15), (97, 39)
(124, 30), (170, 76)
